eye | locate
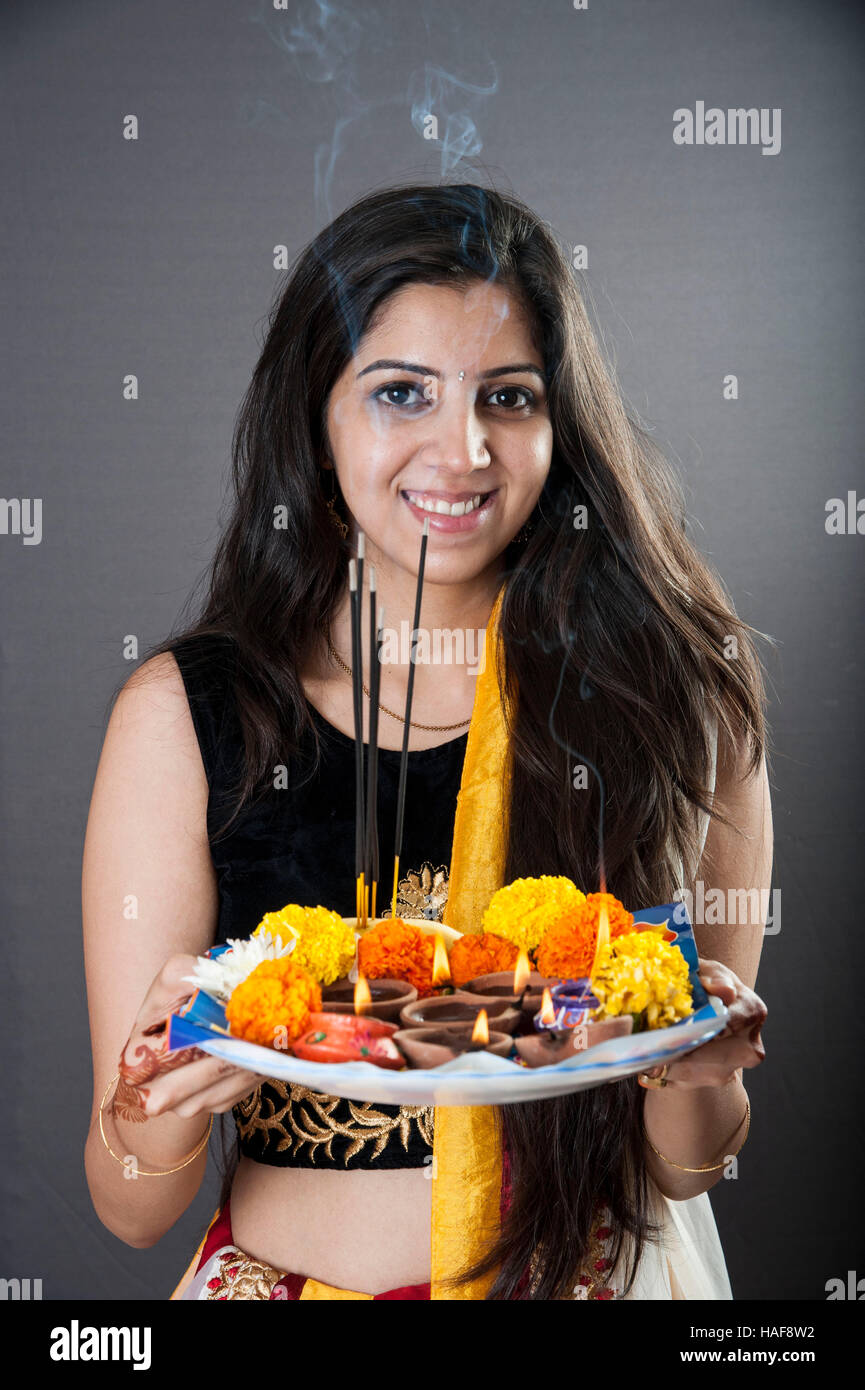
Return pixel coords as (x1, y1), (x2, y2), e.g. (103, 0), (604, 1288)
(487, 385), (535, 410)
(372, 381), (536, 412)
(373, 381), (428, 410)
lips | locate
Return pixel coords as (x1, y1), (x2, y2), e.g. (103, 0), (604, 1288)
(401, 488), (495, 517)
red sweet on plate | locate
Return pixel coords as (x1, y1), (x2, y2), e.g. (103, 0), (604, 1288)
(291, 1011), (405, 1070)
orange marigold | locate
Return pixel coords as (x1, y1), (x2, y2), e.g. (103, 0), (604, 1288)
(357, 918), (437, 998)
(535, 893), (635, 981)
(448, 932), (519, 988)
(225, 957), (322, 1050)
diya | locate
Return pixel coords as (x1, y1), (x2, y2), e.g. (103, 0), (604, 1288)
(394, 1008), (513, 1068)
(321, 975), (416, 1023)
(399, 993), (520, 1035)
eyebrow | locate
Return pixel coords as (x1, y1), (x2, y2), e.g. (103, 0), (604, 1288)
(356, 359), (547, 384)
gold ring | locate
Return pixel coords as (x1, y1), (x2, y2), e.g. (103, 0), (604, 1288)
(638, 1063), (670, 1088)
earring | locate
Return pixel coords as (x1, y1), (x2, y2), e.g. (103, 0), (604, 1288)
(515, 515), (537, 544)
(322, 465), (349, 539)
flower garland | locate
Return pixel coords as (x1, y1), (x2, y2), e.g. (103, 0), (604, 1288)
(225, 957), (322, 1049)
(357, 918), (438, 998)
(253, 904), (356, 986)
(481, 876), (587, 955)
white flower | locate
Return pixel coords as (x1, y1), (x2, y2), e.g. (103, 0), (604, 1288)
(182, 930), (297, 1003)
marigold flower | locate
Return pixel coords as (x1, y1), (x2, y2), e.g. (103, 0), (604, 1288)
(357, 918), (437, 998)
(481, 876), (586, 955)
(225, 956), (322, 1049)
(535, 893), (634, 981)
(591, 931), (693, 1030)
(253, 904), (356, 986)
(448, 932), (520, 987)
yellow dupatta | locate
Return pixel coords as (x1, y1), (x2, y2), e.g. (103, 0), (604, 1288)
(430, 583), (513, 1299)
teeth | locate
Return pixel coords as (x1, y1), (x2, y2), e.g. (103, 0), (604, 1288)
(404, 491), (487, 516)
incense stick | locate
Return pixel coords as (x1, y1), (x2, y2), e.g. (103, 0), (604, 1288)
(365, 576), (383, 922)
(349, 557), (366, 927)
(391, 516), (430, 917)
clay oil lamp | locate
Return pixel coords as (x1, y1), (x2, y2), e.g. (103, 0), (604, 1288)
(394, 1007), (513, 1069)
(291, 1010), (404, 1070)
(514, 987), (635, 1067)
(398, 993), (520, 1035)
(321, 973), (416, 1024)
(460, 948), (558, 1021)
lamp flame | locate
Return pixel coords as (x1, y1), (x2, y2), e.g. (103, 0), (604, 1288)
(589, 899), (610, 980)
(539, 988), (556, 1025)
(432, 932), (451, 986)
(471, 1008), (490, 1045)
(513, 948), (531, 993)
(354, 975), (372, 1014)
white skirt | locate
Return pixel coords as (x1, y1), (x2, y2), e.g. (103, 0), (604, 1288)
(610, 1182), (732, 1299)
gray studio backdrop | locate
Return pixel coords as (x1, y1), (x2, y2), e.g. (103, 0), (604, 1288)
(2, 0), (862, 1300)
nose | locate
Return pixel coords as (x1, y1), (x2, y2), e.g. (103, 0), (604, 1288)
(416, 390), (491, 476)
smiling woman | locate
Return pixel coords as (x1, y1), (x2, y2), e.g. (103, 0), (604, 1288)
(83, 181), (772, 1300)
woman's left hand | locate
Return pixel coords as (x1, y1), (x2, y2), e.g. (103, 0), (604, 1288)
(640, 958), (767, 1089)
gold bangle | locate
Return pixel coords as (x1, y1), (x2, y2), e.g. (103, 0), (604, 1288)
(645, 1096), (750, 1173)
(98, 1073), (213, 1176)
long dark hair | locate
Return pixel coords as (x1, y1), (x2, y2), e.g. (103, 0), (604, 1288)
(141, 181), (770, 1299)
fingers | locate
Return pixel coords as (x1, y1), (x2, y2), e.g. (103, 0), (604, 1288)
(172, 1069), (268, 1119)
(697, 959), (738, 1002)
(137, 1053), (244, 1113)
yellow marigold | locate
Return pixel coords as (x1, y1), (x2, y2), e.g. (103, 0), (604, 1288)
(449, 932), (519, 988)
(225, 956), (322, 1049)
(591, 931), (693, 1030)
(253, 904), (356, 986)
(535, 893), (635, 981)
(357, 918), (436, 998)
(481, 876), (586, 955)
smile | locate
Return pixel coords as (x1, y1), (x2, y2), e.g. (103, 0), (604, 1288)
(401, 489), (494, 517)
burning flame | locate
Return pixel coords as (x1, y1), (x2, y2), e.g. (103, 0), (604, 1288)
(589, 899), (610, 980)
(471, 1008), (490, 1045)
(354, 975), (372, 1014)
(513, 948), (531, 994)
(432, 932), (451, 986)
(539, 988), (556, 1025)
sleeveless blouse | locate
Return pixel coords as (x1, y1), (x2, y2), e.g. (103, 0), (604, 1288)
(171, 631), (468, 1171)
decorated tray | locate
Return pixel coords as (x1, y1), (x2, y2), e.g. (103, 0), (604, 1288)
(167, 900), (727, 1106)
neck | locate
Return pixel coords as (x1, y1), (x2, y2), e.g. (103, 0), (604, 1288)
(328, 543), (503, 713)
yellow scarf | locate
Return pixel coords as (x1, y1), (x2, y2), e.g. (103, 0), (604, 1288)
(431, 584), (513, 1299)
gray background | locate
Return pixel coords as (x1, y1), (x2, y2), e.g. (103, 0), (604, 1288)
(2, 0), (862, 1299)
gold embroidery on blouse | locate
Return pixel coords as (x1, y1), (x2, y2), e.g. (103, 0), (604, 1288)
(379, 859), (450, 922)
(234, 1080), (435, 1164)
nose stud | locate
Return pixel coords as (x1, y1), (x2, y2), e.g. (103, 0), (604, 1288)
(458, 370), (465, 381)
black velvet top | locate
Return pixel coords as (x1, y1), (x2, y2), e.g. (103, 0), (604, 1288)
(171, 632), (468, 1170)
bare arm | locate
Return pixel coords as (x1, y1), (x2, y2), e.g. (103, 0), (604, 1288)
(642, 723), (773, 1200)
(82, 652), (261, 1247)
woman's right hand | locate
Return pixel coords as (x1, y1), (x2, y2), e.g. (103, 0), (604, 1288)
(112, 953), (266, 1127)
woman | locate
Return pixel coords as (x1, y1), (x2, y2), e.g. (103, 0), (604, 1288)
(82, 182), (771, 1300)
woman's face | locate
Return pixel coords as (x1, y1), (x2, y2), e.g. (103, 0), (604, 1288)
(323, 280), (553, 585)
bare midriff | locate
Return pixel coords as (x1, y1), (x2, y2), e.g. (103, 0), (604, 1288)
(229, 1157), (433, 1293)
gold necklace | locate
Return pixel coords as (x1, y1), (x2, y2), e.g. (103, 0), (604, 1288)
(325, 633), (472, 732)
